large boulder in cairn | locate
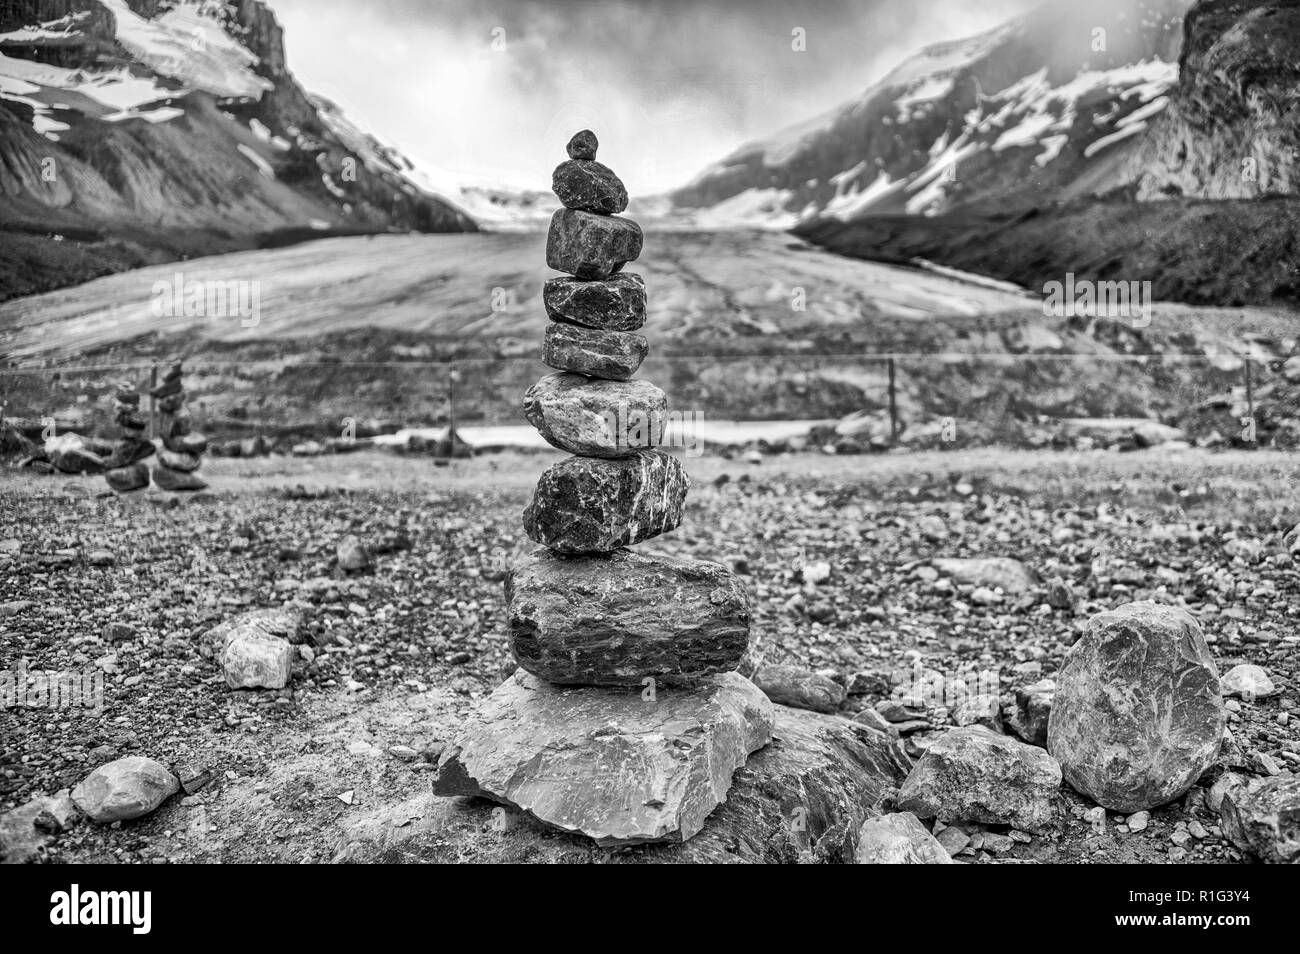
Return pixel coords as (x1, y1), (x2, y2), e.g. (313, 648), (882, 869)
(506, 547), (749, 686)
(433, 670), (774, 846)
(543, 273), (647, 331)
(552, 159), (629, 214)
(105, 462), (150, 493)
(152, 464), (207, 492)
(897, 725), (1062, 833)
(71, 756), (178, 823)
(1218, 773), (1300, 864)
(932, 557), (1037, 594)
(543, 323), (648, 381)
(209, 608), (301, 689)
(546, 209), (643, 279)
(1047, 601), (1225, 812)
(384, 704), (909, 863)
(523, 372), (666, 458)
(855, 812), (953, 864)
(44, 432), (108, 474)
(523, 451), (688, 553)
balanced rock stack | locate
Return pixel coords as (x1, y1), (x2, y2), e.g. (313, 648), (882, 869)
(150, 362), (208, 492)
(434, 131), (774, 845)
(103, 384), (154, 492)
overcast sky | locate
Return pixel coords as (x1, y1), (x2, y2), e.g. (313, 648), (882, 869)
(269, 0), (1038, 193)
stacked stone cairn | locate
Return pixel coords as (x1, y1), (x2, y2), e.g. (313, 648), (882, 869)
(150, 362), (208, 492)
(433, 131), (775, 846)
(103, 384), (154, 492)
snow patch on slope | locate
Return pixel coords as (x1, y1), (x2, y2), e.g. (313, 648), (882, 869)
(99, 0), (271, 100)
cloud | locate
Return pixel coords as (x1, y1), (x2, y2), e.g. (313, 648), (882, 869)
(269, 0), (1040, 193)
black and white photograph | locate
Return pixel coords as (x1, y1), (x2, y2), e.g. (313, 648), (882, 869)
(0, 0), (1296, 894)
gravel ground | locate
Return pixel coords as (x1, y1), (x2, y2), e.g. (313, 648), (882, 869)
(1, 447), (1296, 863)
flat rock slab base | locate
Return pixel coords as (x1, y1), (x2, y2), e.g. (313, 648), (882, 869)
(433, 670), (775, 846)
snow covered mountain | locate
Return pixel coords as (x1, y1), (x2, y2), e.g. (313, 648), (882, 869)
(671, 0), (1191, 226)
(0, 0), (475, 260)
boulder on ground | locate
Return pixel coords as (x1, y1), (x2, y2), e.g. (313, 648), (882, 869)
(71, 756), (178, 823)
(897, 725), (1062, 833)
(1218, 773), (1300, 864)
(931, 557), (1037, 594)
(350, 705), (908, 863)
(1047, 601), (1224, 812)
(337, 535), (373, 573)
(0, 789), (77, 862)
(855, 812), (953, 864)
(209, 609), (301, 689)
(1220, 664), (1276, 700)
(1004, 679), (1055, 746)
(753, 665), (846, 714)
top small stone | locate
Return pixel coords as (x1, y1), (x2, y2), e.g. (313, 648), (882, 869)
(567, 129), (598, 160)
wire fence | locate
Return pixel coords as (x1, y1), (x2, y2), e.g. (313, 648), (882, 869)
(0, 350), (1276, 452)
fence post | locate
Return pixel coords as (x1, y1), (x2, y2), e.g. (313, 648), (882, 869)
(1245, 358), (1255, 446)
(447, 365), (459, 458)
(149, 363), (158, 440)
(887, 356), (899, 443)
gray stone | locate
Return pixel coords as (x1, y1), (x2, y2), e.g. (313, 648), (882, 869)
(71, 756), (179, 823)
(954, 694), (1004, 732)
(105, 437), (155, 468)
(1005, 679), (1055, 746)
(220, 631), (293, 690)
(523, 373), (666, 458)
(1219, 773), (1300, 863)
(1220, 664), (1276, 700)
(163, 432), (208, 455)
(567, 128), (598, 160)
(337, 535), (373, 573)
(552, 159), (629, 214)
(543, 273), (647, 331)
(158, 449), (201, 472)
(753, 665), (846, 714)
(0, 789), (76, 862)
(347, 705), (909, 863)
(543, 323), (648, 381)
(932, 557), (1037, 594)
(507, 547), (749, 685)
(855, 812), (953, 864)
(209, 608), (301, 689)
(897, 725), (1062, 833)
(433, 670), (774, 846)
(523, 451), (689, 554)
(206, 607), (302, 647)
(151, 464), (207, 492)
(105, 462), (150, 493)
(546, 209), (643, 279)
(1048, 601), (1225, 812)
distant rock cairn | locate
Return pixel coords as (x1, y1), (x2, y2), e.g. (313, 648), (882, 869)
(432, 131), (774, 846)
(103, 383), (154, 493)
(149, 362), (208, 492)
